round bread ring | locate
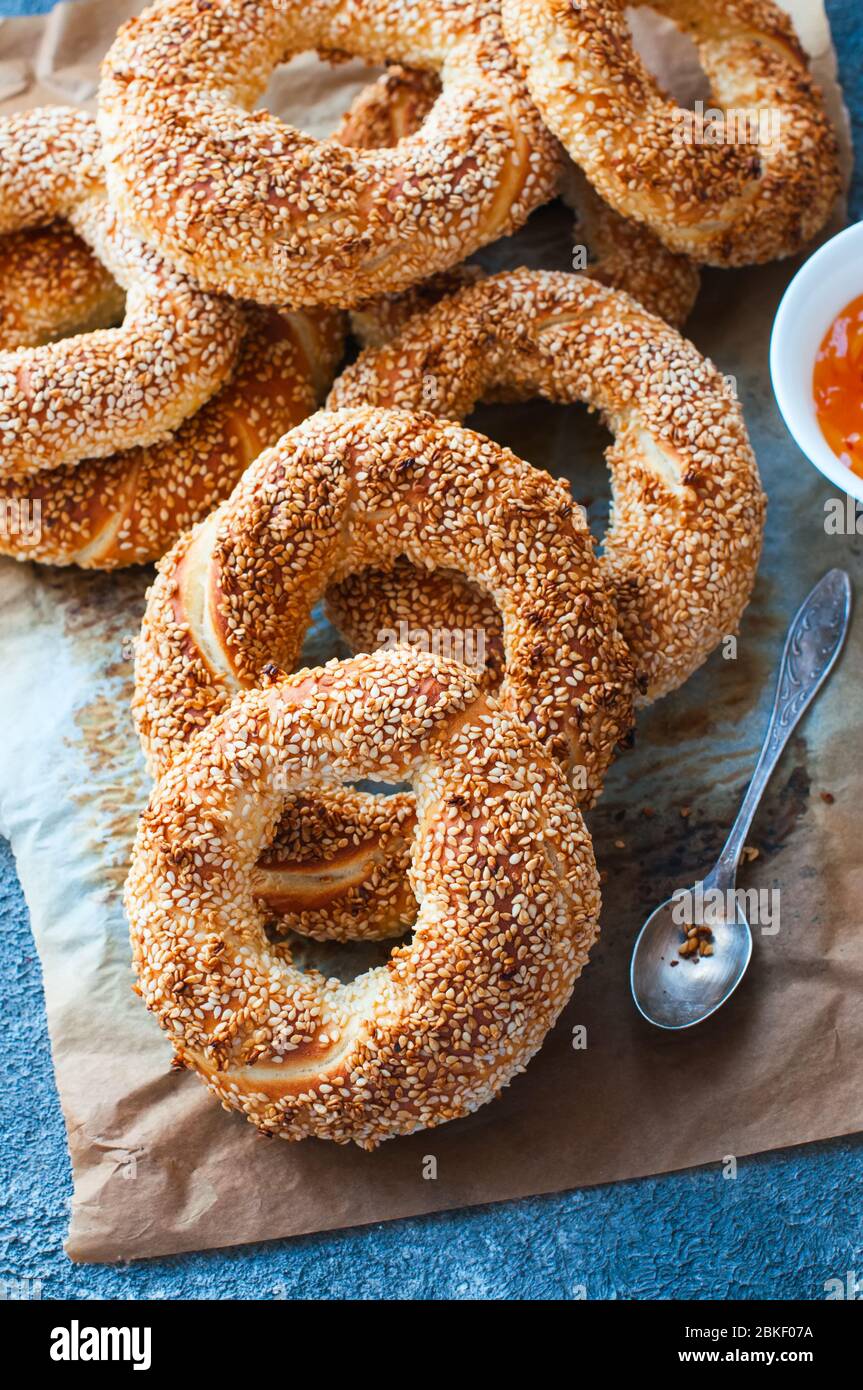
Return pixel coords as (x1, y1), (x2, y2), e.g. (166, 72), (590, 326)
(0, 307), (343, 568)
(328, 269), (765, 702)
(0, 68), (423, 363)
(219, 271), (764, 945)
(135, 406), (634, 788)
(0, 222), (124, 350)
(0, 108), (245, 474)
(501, 0), (841, 267)
(98, 0), (561, 307)
(133, 406), (635, 939)
(125, 647), (601, 1148)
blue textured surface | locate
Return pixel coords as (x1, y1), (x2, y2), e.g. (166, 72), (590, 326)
(1, 0), (862, 1300)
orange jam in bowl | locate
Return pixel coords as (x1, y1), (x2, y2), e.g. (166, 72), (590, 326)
(814, 293), (863, 477)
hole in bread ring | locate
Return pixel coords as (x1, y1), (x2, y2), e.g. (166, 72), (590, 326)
(329, 269), (765, 705)
(98, 0), (561, 306)
(126, 647), (601, 1147)
(501, 0), (841, 266)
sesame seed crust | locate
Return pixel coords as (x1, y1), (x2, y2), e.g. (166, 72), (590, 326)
(328, 269), (766, 702)
(0, 222), (124, 350)
(135, 404), (634, 791)
(125, 647), (601, 1148)
(133, 405), (634, 940)
(97, 0), (561, 307)
(501, 0), (841, 267)
(0, 306), (344, 568)
(343, 66), (700, 334)
(0, 108), (246, 474)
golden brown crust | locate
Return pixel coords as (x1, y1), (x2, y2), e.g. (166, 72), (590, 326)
(0, 222), (124, 349)
(332, 64), (441, 151)
(98, 0), (561, 306)
(318, 262), (760, 941)
(133, 269), (765, 944)
(350, 265), (486, 350)
(125, 648), (601, 1147)
(0, 106), (103, 233)
(0, 307), (344, 568)
(328, 270), (766, 702)
(349, 170), (700, 345)
(135, 406), (634, 793)
(501, 0), (841, 267)
(0, 109), (245, 473)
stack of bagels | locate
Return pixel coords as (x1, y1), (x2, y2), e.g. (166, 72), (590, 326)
(0, 0), (840, 1147)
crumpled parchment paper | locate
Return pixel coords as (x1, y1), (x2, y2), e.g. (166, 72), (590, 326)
(0, 0), (859, 1263)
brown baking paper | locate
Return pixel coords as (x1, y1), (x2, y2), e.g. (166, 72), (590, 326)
(0, 0), (859, 1263)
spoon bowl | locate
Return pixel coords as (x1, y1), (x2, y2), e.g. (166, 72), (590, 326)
(630, 893), (753, 1030)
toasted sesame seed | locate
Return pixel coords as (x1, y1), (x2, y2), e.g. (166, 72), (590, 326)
(125, 645), (601, 1148)
(98, 0), (560, 306)
(501, 0), (841, 268)
(0, 108), (246, 474)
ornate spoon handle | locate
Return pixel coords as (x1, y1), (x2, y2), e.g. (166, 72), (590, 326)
(708, 569), (851, 891)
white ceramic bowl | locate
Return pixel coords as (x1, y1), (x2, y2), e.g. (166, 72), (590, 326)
(770, 220), (863, 501)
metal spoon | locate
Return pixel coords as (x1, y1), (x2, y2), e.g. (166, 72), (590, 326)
(630, 568), (851, 1030)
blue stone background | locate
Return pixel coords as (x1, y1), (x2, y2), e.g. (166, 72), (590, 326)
(1, 0), (861, 1300)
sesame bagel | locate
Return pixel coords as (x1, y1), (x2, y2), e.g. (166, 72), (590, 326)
(125, 647), (601, 1147)
(98, 0), (561, 307)
(0, 108), (245, 475)
(328, 270), (765, 702)
(0, 307), (343, 568)
(501, 0), (841, 267)
(133, 406), (634, 941)
(135, 406), (634, 792)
